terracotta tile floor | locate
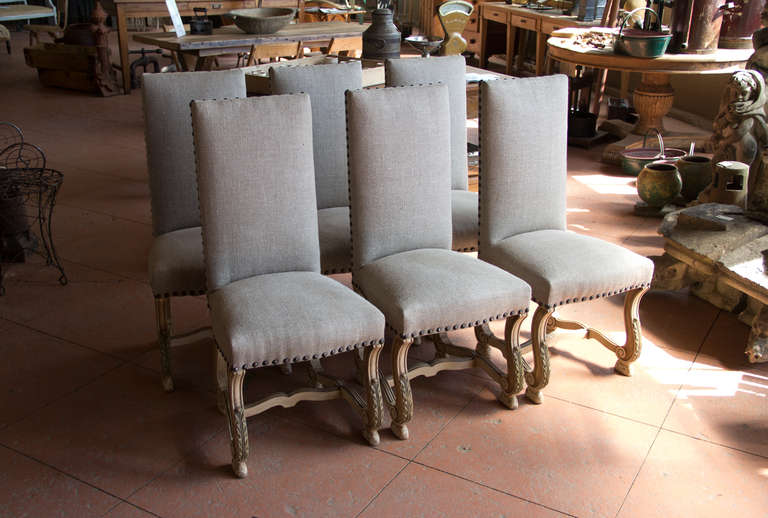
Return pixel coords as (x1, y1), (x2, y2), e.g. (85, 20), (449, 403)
(2, 30), (767, 518)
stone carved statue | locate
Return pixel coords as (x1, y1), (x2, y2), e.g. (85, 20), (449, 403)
(709, 70), (768, 167)
(700, 70), (768, 205)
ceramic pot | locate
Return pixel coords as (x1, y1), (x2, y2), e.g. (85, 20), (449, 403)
(637, 162), (682, 207)
(362, 9), (401, 60)
(677, 155), (713, 201)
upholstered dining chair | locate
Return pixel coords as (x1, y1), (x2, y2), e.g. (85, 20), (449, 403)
(270, 61), (362, 274)
(346, 84), (531, 440)
(478, 75), (654, 404)
(385, 55), (477, 252)
(142, 69), (246, 392)
(191, 94), (386, 477)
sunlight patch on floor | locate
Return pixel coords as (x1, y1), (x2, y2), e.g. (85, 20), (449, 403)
(573, 174), (637, 195)
(677, 363), (768, 399)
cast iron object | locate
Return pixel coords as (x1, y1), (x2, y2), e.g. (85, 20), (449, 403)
(190, 8), (213, 35)
(621, 128), (685, 176)
(568, 111), (597, 138)
(228, 8), (295, 34)
(615, 7), (671, 58)
(362, 9), (401, 60)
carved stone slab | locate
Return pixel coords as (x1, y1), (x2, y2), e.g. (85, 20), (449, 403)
(659, 203), (768, 262)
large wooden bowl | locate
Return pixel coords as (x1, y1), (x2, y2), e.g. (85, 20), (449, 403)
(228, 8), (295, 34)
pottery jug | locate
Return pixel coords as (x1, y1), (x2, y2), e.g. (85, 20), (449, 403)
(677, 155), (713, 201)
(362, 9), (401, 60)
(637, 162), (682, 207)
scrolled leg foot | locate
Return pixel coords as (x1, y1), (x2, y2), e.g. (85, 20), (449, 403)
(161, 374), (174, 393)
(497, 391), (518, 410)
(391, 422), (409, 440)
(614, 359), (632, 377)
(525, 386), (542, 404)
(232, 460), (248, 479)
(363, 428), (380, 446)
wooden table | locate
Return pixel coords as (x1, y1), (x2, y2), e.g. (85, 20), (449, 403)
(479, 3), (598, 77)
(102, 0), (266, 94)
(548, 30), (751, 163)
(133, 20), (368, 71)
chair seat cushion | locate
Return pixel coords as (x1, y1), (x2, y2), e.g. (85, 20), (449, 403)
(148, 226), (205, 297)
(481, 229), (654, 309)
(209, 271), (384, 370)
(318, 206), (351, 274)
(353, 248), (530, 339)
(452, 190), (478, 252)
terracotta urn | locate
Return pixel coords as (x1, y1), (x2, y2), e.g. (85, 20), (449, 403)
(677, 155), (713, 201)
(637, 162), (682, 207)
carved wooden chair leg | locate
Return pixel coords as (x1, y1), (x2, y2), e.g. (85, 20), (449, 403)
(216, 348), (228, 416)
(154, 296), (174, 392)
(362, 344), (384, 446)
(474, 324), (493, 361)
(279, 363), (293, 375)
(614, 287), (648, 376)
(389, 336), (414, 440)
(525, 305), (553, 405)
(499, 314), (525, 409)
(473, 315), (526, 409)
(225, 369), (248, 478)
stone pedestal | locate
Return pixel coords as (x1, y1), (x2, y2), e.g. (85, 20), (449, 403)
(652, 203), (768, 363)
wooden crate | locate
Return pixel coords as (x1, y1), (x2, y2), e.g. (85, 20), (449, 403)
(24, 43), (102, 93)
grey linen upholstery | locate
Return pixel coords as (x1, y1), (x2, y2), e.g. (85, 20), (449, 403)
(147, 227), (205, 296)
(385, 56), (467, 190)
(143, 69), (246, 297)
(482, 230), (654, 309)
(354, 248), (531, 338)
(209, 272), (384, 369)
(143, 69), (246, 237)
(348, 85), (452, 266)
(478, 76), (653, 309)
(270, 62), (362, 274)
(317, 206), (351, 273)
(270, 61), (361, 209)
(385, 56), (477, 252)
(451, 189), (479, 252)
(191, 94), (384, 369)
(192, 95), (320, 290)
(347, 85), (530, 338)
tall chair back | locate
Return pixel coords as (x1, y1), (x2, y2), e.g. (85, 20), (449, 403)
(270, 61), (362, 210)
(347, 84), (452, 268)
(142, 69), (246, 236)
(479, 74), (568, 250)
(385, 55), (467, 190)
(192, 94), (320, 290)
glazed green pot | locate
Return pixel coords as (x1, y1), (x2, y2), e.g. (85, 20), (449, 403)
(637, 162), (682, 207)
